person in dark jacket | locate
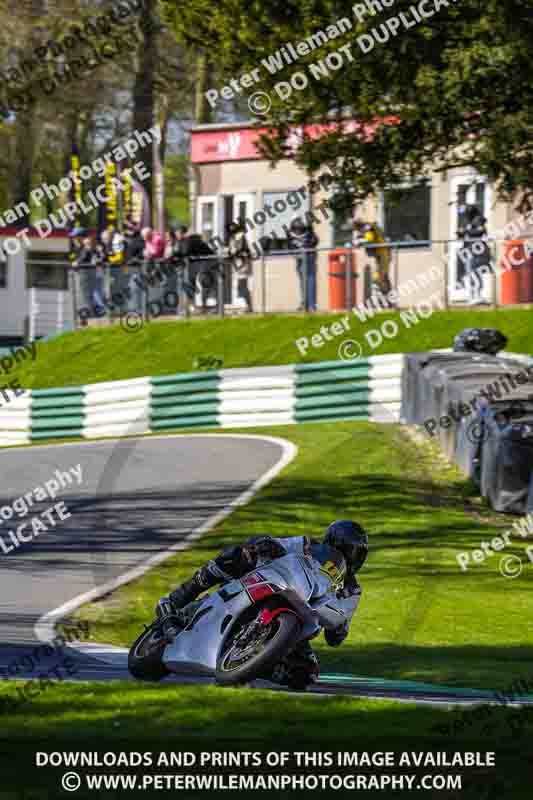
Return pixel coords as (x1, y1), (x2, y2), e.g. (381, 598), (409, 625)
(186, 231), (218, 312)
(125, 223), (145, 262)
(457, 204), (490, 304)
(290, 218), (318, 311)
(73, 235), (96, 317)
(163, 225), (191, 316)
(227, 221), (253, 313)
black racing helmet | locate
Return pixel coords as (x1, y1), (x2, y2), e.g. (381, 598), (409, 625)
(324, 520), (368, 573)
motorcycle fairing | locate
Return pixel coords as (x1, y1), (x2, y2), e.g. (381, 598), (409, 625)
(162, 553), (321, 676)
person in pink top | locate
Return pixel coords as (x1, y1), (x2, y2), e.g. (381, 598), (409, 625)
(141, 228), (164, 258)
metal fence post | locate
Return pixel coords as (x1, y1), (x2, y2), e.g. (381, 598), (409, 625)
(141, 260), (148, 322)
(261, 253), (266, 314)
(302, 250), (308, 312)
(104, 262), (112, 325)
(345, 250), (351, 310)
(183, 256), (191, 319)
(394, 246), (399, 307)
(70, 267), (79, 331)
(28, 287), (35, 343)
(363, 263), (372, 305)
(217, 255), (225, 318)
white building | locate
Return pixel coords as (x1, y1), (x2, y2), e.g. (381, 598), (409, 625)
(190, 121), (533, 312)
(0, 227), (72, 344)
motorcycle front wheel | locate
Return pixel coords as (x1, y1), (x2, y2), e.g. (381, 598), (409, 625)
(128, 622), (170, 681)
(215, 612), (301, 686)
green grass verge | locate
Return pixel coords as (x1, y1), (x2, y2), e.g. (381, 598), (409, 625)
(72, 421), (532, 691)
(0, 681), (531, 799)
(10, 307), (533, 389)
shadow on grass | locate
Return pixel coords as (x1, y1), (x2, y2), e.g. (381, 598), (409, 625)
(0, 678), (532, 799)
(316, 641), (533, 691)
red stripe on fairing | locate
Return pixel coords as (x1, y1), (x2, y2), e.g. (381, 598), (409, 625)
(242, 572), (265, 587)
(247, 584), (275, 603)
(259, 607), (303, 625)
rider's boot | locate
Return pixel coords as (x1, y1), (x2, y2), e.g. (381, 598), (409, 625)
(278, 641), (320, 690)
(169, 565), (218, 610)
(155, 597), (185, 640)
(290, 640), (320, 677)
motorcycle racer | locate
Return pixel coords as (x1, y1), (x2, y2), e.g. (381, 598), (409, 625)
(156, 520), (368, 683)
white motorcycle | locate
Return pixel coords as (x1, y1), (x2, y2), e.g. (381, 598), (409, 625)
(128, 544), (348, 690)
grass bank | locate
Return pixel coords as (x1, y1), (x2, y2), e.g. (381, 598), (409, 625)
(73, 421), (532, 691)
(9, 308), (533, 389)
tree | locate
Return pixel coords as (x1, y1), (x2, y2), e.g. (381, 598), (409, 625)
(163, 0), (533, 210)
(0, 0), (196, 228)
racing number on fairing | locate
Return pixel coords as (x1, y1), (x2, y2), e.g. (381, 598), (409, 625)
(320, 560), (340, 580)
(319, 558), (346, 589)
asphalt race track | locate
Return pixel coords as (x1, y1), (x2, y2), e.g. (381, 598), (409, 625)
(1, 433), (531, 707)
(0, 435), (290, 681)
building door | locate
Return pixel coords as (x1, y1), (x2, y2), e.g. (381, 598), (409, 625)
(233, 193), (254, 230)
(448, 175), (492, 304)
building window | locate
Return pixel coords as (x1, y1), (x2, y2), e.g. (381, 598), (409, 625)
(199, 200), (216, 240)
(261, 190), (306, 251)
(329, 189), (354, 248)
(26, 253), (69, 290)
(332, 210), (354, 249)
(382, 183), (431, 247)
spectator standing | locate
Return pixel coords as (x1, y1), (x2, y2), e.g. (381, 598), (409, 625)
(290, 218), (318, 311)
(171, 226), (195, 315)
(164, 230), (174, 260)
(185, 230), (218, 313)
(125, 222), (144, 261)
(73, 235), (96, 321)
(68, 227), (86, 265)
(102, 226), (125, 310)
(353, 219), (391, 297)
(174, 225), (190, 258)
(124, 215), (138, 239)
(124, 223), (145, 313)
(142, 227), (165, 261)
(151, 230), (166, 260)
(227, 221), (253, 313)
(92, 231), (113, 311)
(141, 227), (154, 259)
(163, 227), (185, 317)
(459, 204), (489, 305)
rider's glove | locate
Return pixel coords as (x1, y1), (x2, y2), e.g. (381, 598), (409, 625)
(246, 536), (287, 562)
(337, 574), (360, 600)
(169, 583), (195, 609)
(325, 622), (349, 647)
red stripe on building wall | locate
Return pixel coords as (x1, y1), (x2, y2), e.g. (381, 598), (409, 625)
(190, 118), (399, 164)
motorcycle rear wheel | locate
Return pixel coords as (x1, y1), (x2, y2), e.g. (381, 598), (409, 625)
(128, 623), (170, 681)
(215, 612), (301, 686)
